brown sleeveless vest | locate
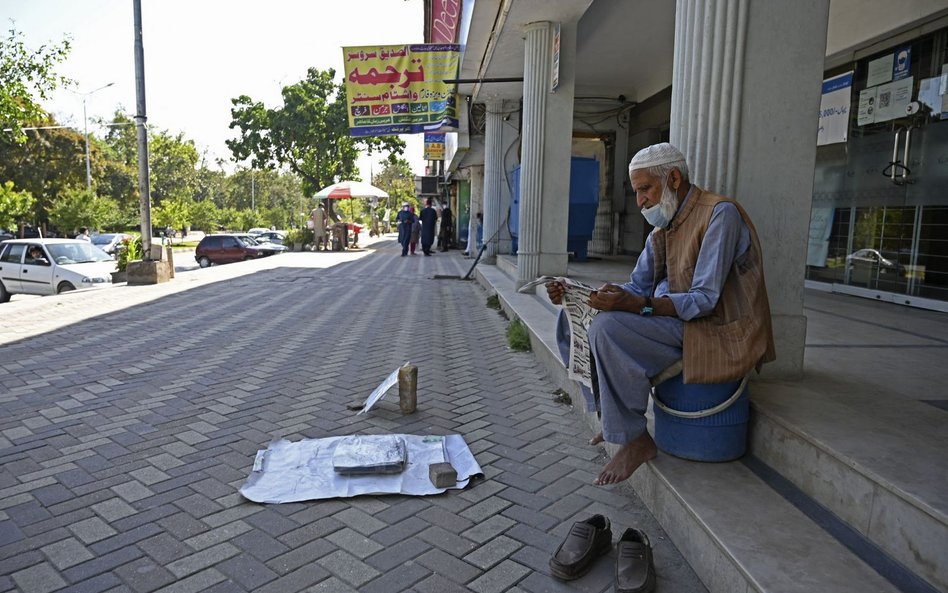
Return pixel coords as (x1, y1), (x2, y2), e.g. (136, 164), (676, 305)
(650, 186), (776, 383)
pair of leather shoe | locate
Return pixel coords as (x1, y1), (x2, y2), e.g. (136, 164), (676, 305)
(549, 515), (655, 593)
(615, 527), (656, 593)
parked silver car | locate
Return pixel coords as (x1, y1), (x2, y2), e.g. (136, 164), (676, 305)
(0, 239), (116, 302)
(91, 232), (134, 256)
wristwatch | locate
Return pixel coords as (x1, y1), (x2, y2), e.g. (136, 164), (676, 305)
(640, 296), (654, 317)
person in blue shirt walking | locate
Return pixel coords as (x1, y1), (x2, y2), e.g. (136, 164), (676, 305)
(395, 203), (416, 257)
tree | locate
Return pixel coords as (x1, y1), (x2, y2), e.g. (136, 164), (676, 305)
(227, 67), (405, 197)
(0, 26), (71, 144)
(373, 157), (417, 221)
(0, 117), (87, 221)
(152, 196), (192, 238)
(189, 199), (219, 233)
(149, 130), (199, 204)
(0, 181), (35, 230)
(47, 186), (116, 235)
(97, 111), (139, 211)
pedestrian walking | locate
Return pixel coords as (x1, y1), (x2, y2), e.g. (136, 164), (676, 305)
(311, 203), (328, 251)
(396, 202), (415, 256)
(409, 206), (421, 255)
(76, 227), (91, 241)
(419, 198), (438, 256)
(439, 202), (453, 251)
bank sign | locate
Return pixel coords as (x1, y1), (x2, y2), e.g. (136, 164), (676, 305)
(342, 44), (460, 137)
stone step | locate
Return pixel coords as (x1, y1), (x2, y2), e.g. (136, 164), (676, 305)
(472, 261), (931, 593)
(749, 387), (948, 592)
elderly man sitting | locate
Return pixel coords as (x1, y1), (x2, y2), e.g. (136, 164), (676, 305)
(548, 142), (775, 485)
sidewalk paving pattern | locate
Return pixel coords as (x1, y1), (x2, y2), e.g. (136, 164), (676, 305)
(0, 239), (706, 593)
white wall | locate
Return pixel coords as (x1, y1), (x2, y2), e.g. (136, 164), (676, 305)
(826, 0), (948, 59)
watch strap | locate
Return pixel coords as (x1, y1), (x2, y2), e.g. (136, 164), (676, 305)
(640, 296), (654, 316)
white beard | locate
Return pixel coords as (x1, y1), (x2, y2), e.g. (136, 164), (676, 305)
(658, 180), (679, 223)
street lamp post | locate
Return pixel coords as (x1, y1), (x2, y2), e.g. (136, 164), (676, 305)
(81, 82), (115, 190)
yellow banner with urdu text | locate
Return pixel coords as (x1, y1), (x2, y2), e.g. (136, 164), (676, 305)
(342, 44), (459, 137)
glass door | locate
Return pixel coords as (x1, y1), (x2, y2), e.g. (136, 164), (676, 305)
(808, 27), (948, 308)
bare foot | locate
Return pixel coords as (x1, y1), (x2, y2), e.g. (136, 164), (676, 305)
(589, 432), (604, 446)
(594, 432), (657, 485)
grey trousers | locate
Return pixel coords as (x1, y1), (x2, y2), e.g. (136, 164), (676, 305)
(556, 309), (683, 444)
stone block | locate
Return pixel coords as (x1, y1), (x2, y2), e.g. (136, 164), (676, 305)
(429, 463), (457, 488)
(126, 259), (172, 286)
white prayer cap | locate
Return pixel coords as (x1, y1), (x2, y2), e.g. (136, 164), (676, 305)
(629, 142), (687, 172)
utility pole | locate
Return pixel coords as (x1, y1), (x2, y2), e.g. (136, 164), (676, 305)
(133, 0), (153, 259)
(82, 82), (114, 190)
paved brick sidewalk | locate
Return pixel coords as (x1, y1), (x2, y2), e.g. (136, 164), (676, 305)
(0, 239), (705, 593)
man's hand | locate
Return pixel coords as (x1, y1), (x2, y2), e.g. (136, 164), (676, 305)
(545, 281), (565, 305)
(588, 283), (638, 312)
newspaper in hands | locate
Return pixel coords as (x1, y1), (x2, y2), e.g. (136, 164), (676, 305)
(519, 276), (599, 388)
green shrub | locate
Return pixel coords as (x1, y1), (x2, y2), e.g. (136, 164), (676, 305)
(116, 236), (143, 272)
(486, 294), (501, 310)
(507, 317), (531, 351)
(284, 228), (313, 249)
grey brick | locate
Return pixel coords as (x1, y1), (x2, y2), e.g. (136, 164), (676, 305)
(464, 535), (524, 571)
(172, 492), (221, 518)
(278, 516), (344, 548)
(152, 568), (226, 593)
(317, 550), (381, 588)
(302, 576), (359, 593)
(62, 571), (123, 593)
(217, 552), (278, 590)
(267, 538), (335, 575)
(165, 542), (239, 578)
(365, 538), (430, 571)
(157, 512), (207, 540)
(42, 536), (95, 570)
(182, 519), (252, 551)
(62, 545), (142, 583)
(113, 556), (177, 593)
(325, 527), (384, 559)
(332, 508), (386, 536)
(416, 547), (480, 584)
(201, 505), (262, 529)
(463, 514), (517, 544)
(89, 523), (162, 555)
(418, 505), (475, 531)
(138, 532), (194, 564)
(371, 516), (428, 546)
(359, 559), (430, 593)
(91, 498), (138, 522)
(111, 481), (154, 503)
(418, 525), (478, 557)
(373, 498), (429, 524)
(468, 559), (531, 593)
(12, 562), (67, 593)
(230, 528), (290, 562)
(69, 516), (118, 544)
(414, 572), (481, 593)
(243, 507), (300, 537)
(460, 497), (514, 523)
(501, 504), (559, 532)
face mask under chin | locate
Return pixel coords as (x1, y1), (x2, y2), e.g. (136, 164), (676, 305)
(640, 177), (678, 228)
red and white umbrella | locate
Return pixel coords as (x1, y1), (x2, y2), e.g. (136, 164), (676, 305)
(314, 181), (390, 219)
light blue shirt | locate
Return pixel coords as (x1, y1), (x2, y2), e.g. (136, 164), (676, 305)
(621, 187), (750, 321)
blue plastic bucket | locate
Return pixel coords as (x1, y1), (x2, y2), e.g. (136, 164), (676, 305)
(652, 374), (749, 462)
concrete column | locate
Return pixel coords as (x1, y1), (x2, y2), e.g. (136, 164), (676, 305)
(670, 0), (830, 379)
(516, 21), (575, 286)
(468, 165), (484, 255)
(483, 99), (504, 260)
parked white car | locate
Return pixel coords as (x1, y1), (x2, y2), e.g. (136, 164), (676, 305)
(91, 232), (134, 256)
(0, 239), (116, 302)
